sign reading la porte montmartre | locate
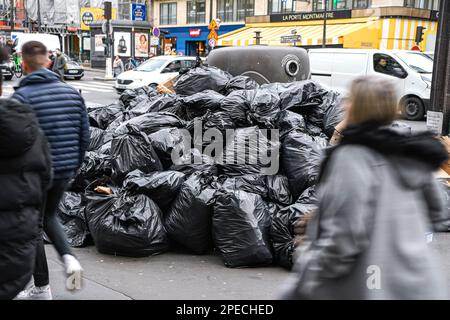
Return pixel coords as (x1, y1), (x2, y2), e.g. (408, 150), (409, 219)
(270, 10), (352, 23)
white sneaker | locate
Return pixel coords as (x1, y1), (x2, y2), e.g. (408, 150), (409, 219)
(62, 254), (83, 291)
(14, 285), (53, 300)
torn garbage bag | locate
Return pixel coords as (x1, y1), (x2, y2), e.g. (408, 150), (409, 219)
(212, 189), (273, 268)
(85, 180), (169, 257)
(123, 169), (186, 212)
(57, 192), (90, 247)
(164, 172), (217, 254)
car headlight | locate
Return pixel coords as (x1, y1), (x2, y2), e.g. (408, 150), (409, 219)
(421, 76), (432, 89)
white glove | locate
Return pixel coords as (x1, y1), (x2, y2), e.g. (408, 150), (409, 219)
(62, 254), (83, 291)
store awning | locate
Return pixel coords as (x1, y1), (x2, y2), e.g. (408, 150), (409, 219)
(217, 18), (380, 47)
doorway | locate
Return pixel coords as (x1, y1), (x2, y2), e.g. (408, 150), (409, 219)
(186, 41), (206, 57)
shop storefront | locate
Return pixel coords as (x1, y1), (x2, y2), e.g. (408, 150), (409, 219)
(217, 8), (438, 51)
(160, 24), (244, 56)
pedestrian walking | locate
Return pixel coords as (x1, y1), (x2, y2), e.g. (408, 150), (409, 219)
(12, 41), (89, 300)
(281, 76), (450, 300)
(113, 55), (124, 78)
(0, 47), (52, 300)
(47, 50), (55, 70)
(52, 48), (67, 81)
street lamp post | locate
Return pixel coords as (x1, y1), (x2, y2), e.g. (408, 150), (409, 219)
(322, 0), (328, 48)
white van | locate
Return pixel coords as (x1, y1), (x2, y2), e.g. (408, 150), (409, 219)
(308, 49), (433, 120)
(11, 32), (61, 52)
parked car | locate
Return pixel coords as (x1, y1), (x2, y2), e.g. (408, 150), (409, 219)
(0, 60), (14, 81)
(63, 54), (84, 80)
(423, 51), (434, 60)
(114, 56), (198, 93)
(309, 48), (433, 120)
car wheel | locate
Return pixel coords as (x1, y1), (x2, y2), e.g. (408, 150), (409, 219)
(401, 97), (425, 121)
(74, 76), (82, 80)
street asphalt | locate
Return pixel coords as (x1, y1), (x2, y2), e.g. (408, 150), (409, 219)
(6, 69), (439, 300)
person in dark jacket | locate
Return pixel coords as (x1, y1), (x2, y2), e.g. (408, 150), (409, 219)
(281, 76), (449, 300)
(52, 48), (66, 81)
(12, 41), (89, 300)
(0, 97), (52, 300)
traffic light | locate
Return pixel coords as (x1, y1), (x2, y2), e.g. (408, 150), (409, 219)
(104, 1), (112, 20)
(415, 26), (426, 44)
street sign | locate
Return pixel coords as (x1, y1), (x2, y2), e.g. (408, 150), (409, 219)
(208, 38), (216, 48)
(131, 3), (147, 21)
(280, 34), (302, 44)
(150, 36), (159, 46)
(411, 45), (422, 51)
(208, 19), (219, 30)
(208, 29), (218, 40)
(101, 20), (113, 35)
(153, 27), (160, 38)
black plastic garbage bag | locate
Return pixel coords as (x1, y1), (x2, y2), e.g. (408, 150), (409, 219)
(88, 103), (124, 130)
(219, 90), (251, 128)
(88, 127), (112, 152)
(130, 94), (181, 117)
(220, 175), (292, 206)
(119, 87), (158, 108)
(212, 189), (273, 267)
(181, 90), (224, 119)
(202, 111), (236, 131)
(123, 169), (186, 212)
(114, 112), (186, 136)
(71, 152), (111, 191)
(277, 110), (307, 136)
(170, 148), (218, 176)
(148, 127), (186, 169)
(174, 66), (233, 96)
(57, 192), (90, 247)
(110, 131), (163, 182)
(270, 201), (317, 269)
(219, 127), (280, 176)
(262, 81), (324, 112)
(98, 140), (112, 155)
(281, 130), (327, 198)
(245, 89), (281, 128)
(307, 90), (342, 135)
(164, 172), (217, 254)
(224, 75), (259, 94)
(86, 181), (169, 257)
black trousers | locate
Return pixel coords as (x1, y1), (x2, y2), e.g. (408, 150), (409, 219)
(34, 179), (73, 287)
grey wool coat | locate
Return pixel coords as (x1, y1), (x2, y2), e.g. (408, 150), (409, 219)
(281, 145), (449, 300)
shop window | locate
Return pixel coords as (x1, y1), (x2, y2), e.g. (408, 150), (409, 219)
(187, 1), (206, 24)
(269, 0), (295, 14)
(373, 54), (408, 79)
(160, 2), (177, 25)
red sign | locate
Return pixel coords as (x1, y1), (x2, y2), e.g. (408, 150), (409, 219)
(411, 45), (422, 52)
(67, 27), (78, 32)
(189, 29), (201, 37)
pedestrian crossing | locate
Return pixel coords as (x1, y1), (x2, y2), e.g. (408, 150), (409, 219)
(1, 80), (117, 97)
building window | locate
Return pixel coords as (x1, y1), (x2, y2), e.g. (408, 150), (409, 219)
(118, 0), (146, 20)
(353, 0), (370, 9)
(187, 1), (206, 24)
(404, 0), (437, 9)
(217, 0), (254, 22)
(160, 2), (177, 25)
(237, 0), (254, 21)
(312, 0), (334, 11)
(269, 0), (295, 14)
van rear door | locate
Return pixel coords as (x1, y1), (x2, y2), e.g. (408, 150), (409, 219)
(309, 51), (333, 89)
(331, 52), (368, 95)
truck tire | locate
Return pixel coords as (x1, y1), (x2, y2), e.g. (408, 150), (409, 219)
(402, 96), (425, 121)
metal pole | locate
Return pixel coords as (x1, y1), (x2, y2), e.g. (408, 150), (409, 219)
(37, 0), (41, 32)
(322, 0), (328, 48)
(10, 0), (14, 31)
(210, 0), (213, 21)
(429, 0), (450, 135)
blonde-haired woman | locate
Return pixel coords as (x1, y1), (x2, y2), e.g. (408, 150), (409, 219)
(282, 76), (449, 300)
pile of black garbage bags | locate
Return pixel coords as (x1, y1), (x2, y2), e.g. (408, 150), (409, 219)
(58, 65), (344, 269)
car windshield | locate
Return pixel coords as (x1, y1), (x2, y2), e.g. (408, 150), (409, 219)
(396, 52), (433, 74)
(136, 59), (166, 72)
